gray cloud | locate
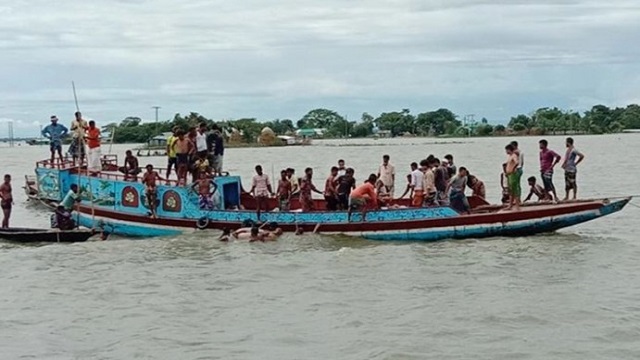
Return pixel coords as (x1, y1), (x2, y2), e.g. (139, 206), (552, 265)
(1, 0), (639, 136)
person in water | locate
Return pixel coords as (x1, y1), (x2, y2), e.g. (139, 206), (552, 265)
(119, 150), (141, 181)
(561, 137), (585, 201)
(348, 174), (378, 222)
(41, 115), (69, 166)
(505, 144), (521, 211)
(191, 171), (218, 210)
(0, 174), (13, 228)
(250, 165), (273, 220)
(62, 184), (81, 211)
(276, 170), (292, 211)
(524, 176), (551, 202)
(142, 164), (164, 218)
(539, 139), (562, 201)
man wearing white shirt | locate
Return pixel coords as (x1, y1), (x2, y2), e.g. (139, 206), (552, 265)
(196, 122), (208, 160)
(410, 162), (424, 207)
(377, 154), (396, 198)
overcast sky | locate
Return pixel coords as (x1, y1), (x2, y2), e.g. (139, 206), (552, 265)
(1, 0), (639, 136)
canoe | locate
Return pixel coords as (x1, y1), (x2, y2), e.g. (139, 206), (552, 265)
(28, 154), (633, 240)
(0, 228), (96, 243)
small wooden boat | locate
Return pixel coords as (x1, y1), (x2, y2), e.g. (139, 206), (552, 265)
(0, 228), (97, 243)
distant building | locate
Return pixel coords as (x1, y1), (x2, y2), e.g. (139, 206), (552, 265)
(295, 128), (325, 138)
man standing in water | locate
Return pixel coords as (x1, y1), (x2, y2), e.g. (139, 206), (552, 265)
(0, 175), (13, 228)
(85, 121), (102, 174)
(377, 154), (396, 198)
(505, 144), (521, 211)
(69, 112), (88, 165)
(41, 115), (69, 166)
(562, 137), (585, 201)
(539, 139), (562, 201)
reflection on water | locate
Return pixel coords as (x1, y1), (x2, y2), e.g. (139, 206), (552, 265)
(0, 135), (639, 359)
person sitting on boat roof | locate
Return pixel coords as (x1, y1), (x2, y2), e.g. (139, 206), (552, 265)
(446, 167), (470, 214)
(41, 115), (69, 166)
(61, 184), (81, 211)
(54, 205), (75, 230)
(119, 150), (141, 181)
(524, 176), (551, 202)
(142, 164), (164, 219)
(348, 174), (378, 222)
(191, 171), (218, 210)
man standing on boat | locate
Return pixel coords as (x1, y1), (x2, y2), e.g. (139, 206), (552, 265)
(41, 115), (69, 166)
(505, 144), (521, 211)
(69, 112), (88, 165)
(299, 167), (323, 212)
(538, 139), (561, 201)
(0, 174), (13, 228)
(250, 165), (273, 220)
(410, 162), (424, 207)
(85, 121), (102, 174)
(207, 125), (224, 175)
(196, 122), (208, 162)
(377, 154), (396, 198)
(561, 137), (585, 201)
(166, 126), (179, 181)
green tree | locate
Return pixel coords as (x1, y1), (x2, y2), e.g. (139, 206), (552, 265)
(416, 108), (459, 135)
(298, 108), (345, 129)
(621, 104), (640, 129)
(375, 109), (415, 136)
(508, 114), (533, 130)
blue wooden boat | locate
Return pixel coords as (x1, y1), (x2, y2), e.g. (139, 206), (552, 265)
(28, 157), (631, 241)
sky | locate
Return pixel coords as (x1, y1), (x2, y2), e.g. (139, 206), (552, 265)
(1, 0), (639, 137)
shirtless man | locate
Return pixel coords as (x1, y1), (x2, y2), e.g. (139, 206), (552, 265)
(119, 150), (140, 181)
(505, 144), (521, 211)
(174, 130), (192, 185)
(191, 171), (218, 210)
(276, 170), (292, 211)
(142, 164), (164, 218)
(324, 166), (339, 211)
(0, 175), (13, 228)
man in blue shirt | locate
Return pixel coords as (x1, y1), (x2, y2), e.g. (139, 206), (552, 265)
(41, 115), (69, 166)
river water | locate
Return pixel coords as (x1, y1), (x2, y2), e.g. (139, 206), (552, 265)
(1, 135), (639, 359)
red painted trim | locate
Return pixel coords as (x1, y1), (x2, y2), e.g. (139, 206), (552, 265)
(77, 200), (605, 233)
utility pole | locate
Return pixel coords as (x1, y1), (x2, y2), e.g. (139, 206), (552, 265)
(152, 106), (161, 135)
(8, 121), (14, 147)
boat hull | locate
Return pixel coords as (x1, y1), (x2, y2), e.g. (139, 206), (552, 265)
(0, 228), (96, 243)
(75, 198), (630, 241)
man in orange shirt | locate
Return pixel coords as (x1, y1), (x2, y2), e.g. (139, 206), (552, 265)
(348, 174), (378, 222)
(85, 120), (101, 174)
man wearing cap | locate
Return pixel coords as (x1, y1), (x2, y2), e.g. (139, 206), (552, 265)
(41, 115), (69, 166)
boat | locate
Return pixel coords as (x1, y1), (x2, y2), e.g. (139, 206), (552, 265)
(0, 228), (97, 243)
(26, 154), (631, 240)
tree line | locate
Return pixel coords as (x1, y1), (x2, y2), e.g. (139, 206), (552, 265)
(102, 104), (640, 144)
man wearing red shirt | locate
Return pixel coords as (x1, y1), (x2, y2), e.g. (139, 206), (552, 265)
(348, 174), (378, 222)
(86, 120), (102, 174)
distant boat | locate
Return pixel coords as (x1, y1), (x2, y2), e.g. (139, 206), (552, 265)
(26, 138), (49, 146)
(0, 228), (97, 243)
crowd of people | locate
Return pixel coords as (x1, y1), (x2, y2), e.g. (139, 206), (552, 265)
(32, 112), (586, 230)
(249, 137), (585, 217)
